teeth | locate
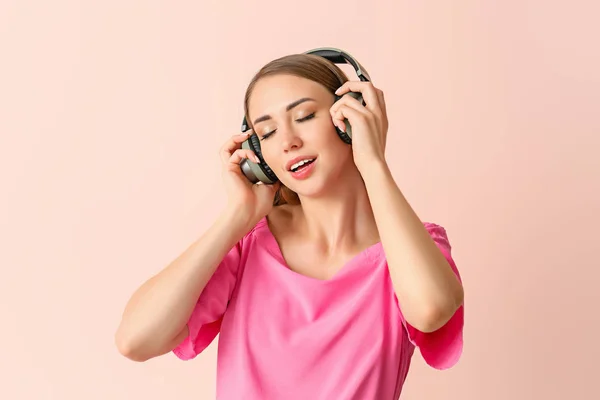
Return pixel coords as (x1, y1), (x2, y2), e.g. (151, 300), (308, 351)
(290, 159), (314, 171)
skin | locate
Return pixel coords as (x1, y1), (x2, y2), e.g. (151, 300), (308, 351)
(114, 72), (464, 363)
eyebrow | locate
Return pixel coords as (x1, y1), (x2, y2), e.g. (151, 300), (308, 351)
(252, 97), (316, 126)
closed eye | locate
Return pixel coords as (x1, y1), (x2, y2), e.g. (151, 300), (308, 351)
(297, 113), (315, 122)
(260, 113), (316, 141)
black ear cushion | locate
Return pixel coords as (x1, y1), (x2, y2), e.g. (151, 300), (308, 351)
(336, 127), (352, 144)
(248, 134), (278, 182)
(334, 94), (353, 144)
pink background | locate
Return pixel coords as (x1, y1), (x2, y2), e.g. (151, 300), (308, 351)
(1, 1), (599, 399)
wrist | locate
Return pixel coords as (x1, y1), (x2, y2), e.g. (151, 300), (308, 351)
(219, 206), (255, 236)
(359, 158), (391, 185)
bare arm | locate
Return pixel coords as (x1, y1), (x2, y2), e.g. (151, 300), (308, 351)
(114, 209), (251, 362)
(329, 79), (463, 334)
(362, 161), (464, 333)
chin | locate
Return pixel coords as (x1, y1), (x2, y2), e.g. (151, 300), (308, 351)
(281, 169), (345, 200)
(281, 179), (326, 199)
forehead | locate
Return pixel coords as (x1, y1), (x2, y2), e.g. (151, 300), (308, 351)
(248, 74), (331, 116)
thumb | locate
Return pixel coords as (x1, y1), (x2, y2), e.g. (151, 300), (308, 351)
(254, 181), (280, 196)
(256, 181), (281, 197)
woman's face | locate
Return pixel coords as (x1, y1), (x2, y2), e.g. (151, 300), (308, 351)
(247, 74), (354, 198)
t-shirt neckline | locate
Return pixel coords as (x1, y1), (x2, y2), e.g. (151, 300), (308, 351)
(257, 216), (383, 284)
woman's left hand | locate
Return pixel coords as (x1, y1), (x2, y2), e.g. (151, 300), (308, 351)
(329, 80), (389, 173)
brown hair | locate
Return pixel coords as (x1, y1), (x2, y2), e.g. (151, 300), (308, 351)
(243, 53), (350, 206)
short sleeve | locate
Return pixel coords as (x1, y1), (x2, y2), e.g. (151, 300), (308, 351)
(172, 240), (243, 361)
(399, 223), (464, 370)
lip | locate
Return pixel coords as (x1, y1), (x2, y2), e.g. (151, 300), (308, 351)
(289, 158), (317, 180)
(285, 155), (318, 171)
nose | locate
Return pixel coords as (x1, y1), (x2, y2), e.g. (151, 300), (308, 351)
(280, 125), (303, 153)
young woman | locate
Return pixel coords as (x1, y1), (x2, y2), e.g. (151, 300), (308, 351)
(115, 49), (465, 400)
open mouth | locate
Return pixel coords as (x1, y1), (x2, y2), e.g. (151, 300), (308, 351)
(289, 158), (315, 173)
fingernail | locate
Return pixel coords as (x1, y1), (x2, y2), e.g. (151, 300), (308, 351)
(253, 155), (260, 163)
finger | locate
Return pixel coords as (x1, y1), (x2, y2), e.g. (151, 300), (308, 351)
(253, 180), (280, 192)
(332, 104), (369, 132)
(334, 81), (381, 113)
(228, 148), (260, 167)
(375, 89), (389, 138)
(331, 93), (371, 117)
(331, 95), (373, 132)
(331, 86), (383, 124)
(375, 89), (386, 118)
(220, 130), (252, 164)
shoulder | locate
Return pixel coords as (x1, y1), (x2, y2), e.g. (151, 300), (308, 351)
(241, 217), (268, 245)
(421, 221), (460, 279)
(422, 222), (451, 250)
(240, 206), (294, 247)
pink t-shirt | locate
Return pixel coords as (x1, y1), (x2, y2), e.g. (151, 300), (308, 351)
(173, 217), (464, 399)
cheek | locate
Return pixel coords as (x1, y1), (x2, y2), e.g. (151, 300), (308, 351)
(312, 120), (342, 145)
(321, 124), (351, 151)
(259, 143), (287, 175)
(259, 146), (278, 169)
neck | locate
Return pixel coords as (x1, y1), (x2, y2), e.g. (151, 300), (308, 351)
(295, 167), (379, 254)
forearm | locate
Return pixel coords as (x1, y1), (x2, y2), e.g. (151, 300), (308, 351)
(362, 161), (464, 332)
(115, 209), (250, 360)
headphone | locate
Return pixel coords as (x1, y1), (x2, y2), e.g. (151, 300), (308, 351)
(239, 47), (371, 185)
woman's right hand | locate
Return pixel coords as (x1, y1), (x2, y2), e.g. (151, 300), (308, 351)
(220, 130), (280, 226)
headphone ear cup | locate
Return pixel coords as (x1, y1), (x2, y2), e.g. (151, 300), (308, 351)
(239, 134), (279, 184)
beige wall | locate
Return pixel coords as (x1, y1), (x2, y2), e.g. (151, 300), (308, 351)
(1, 1), (598, 399)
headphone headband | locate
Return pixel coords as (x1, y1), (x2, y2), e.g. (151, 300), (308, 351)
(303, 47), (371, 82)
